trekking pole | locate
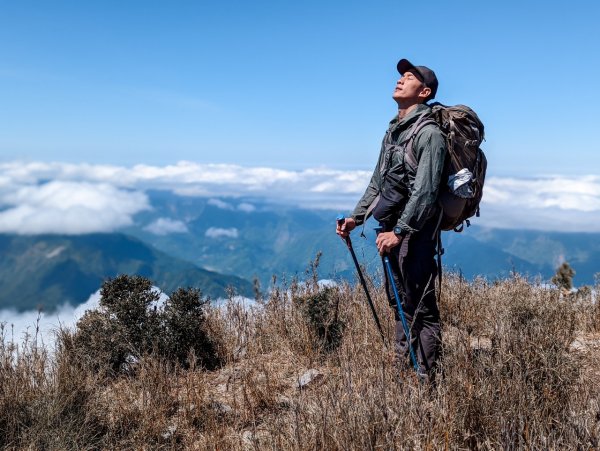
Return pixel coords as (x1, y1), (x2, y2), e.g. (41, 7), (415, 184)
(374, 226), (419, 372)
(336, 215), (386, 345)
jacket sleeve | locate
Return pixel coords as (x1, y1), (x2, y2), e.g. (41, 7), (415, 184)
(351, 143), (385, 226)
(397, 126), (447, 233)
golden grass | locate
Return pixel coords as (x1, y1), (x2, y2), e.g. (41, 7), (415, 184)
(1, 272), (599, 449)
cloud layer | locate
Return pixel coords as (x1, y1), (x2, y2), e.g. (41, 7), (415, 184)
(0, 287), (169, 351)
(205, 227), (239, 239)
(1, 161), (599, 233)
(144, 217), (189, 235)
(0, 176), (149, 235)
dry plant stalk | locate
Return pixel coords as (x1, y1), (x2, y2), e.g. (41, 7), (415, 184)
(1, 272), (599, 449)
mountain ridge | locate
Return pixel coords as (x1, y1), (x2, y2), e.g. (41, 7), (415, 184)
(0, 233), (253, 312)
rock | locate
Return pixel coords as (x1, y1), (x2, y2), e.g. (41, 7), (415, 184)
(277, 394), (292, 407)
(234, 345), (247, 359)
(255, 372), (267, 384)
(177, 403), (196, 414)
(161, 424), (177, 439)
(570, 333), (600, 352)
(242, 430), (256, 449)
(210, 401), (233, 415)
(296, 369), (323, 389)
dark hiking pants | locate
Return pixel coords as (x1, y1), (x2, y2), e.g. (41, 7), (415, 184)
(383, 219), (441, 375)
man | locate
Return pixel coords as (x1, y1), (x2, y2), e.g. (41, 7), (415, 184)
(336, 58), (447, 378)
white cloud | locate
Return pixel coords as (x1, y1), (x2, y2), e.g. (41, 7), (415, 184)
(144, 217), (189, 235)
(479, 175), (600, 231)
(0, 161), (371, 202)
(207, 198), (234, 210)
(237, 202), (256, 213)
(483, 176), (600, 211)
(1, 161), (600, 232)
(0, 180), (149, 234)
(205, 227), (239, 239)
(0, 290), (100, 351)
(208, 199), (255, 213)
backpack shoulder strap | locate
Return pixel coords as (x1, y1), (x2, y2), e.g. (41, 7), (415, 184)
(404, 116), (438, 172)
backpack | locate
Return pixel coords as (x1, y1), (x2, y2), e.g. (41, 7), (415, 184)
(405, 103), (487, 232)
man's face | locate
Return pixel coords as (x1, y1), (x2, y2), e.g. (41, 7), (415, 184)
(392, 70), (430, 104)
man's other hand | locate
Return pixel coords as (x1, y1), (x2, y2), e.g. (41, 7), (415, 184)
(336, 217), (356, 238)
(375, 231), (401, 255)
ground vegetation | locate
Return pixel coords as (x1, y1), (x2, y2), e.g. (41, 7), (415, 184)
(1, 269), (599, 449)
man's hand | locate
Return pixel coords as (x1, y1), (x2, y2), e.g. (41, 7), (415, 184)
(375, 231), (401, 255)
(336, 217), (356, 238)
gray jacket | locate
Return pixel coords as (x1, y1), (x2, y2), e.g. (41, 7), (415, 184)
(351, 103), (447, 233)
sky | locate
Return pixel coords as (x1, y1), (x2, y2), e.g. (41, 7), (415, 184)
(0, 0), (598, 175)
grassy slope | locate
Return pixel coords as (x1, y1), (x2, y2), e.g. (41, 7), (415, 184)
(1, 274), (599, 449)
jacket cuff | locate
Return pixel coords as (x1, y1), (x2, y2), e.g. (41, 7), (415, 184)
(350, 214), (364, 226)
(395, 219), (417, 234)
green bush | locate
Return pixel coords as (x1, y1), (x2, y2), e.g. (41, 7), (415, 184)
(72, 275), (219, 375)
(294, 286), (345, 353)
(162, 287), (219, 369)
(552, 261), (575, 291)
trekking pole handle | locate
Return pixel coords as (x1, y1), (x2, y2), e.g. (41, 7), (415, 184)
(336, 214), (350, 244)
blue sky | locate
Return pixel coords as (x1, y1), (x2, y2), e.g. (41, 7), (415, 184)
(1, 1), (600, 332)
(0, 0), (598, 176)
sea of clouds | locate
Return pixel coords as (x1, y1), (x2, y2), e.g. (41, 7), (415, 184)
(1, 160), (600, 344)
(1, 289), (102, 351)
(1, 160), (600, 235)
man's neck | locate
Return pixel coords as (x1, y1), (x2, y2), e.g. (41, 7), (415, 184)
(397, 102), (421, 120)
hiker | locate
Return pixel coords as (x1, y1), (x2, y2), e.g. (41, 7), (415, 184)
(336, 59), (447, 379)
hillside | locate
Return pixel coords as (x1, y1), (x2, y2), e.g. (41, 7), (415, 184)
(0, 233), (253, 311)
(1, 275), (598, 448)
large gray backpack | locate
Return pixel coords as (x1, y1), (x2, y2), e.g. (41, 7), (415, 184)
(406, 103), (487, 232)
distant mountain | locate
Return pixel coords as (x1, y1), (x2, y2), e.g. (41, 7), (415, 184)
(123, 191), (350, 287)
(122, 192), (600, 287)
(458, 227), (600, 286)
(4, 193), (596, 313)
(0, 233), (253, 312)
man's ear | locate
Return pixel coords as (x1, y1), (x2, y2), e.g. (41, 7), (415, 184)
(419, 86), (432, 100)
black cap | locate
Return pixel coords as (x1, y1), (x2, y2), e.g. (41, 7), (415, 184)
(397, 58), (438, 100)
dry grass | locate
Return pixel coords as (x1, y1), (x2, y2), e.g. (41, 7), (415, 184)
(1, 272), (600, 449)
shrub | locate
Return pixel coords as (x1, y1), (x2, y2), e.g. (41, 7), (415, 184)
(73, 275), (162, 374)
(162, 287), (219, 369)
(71, 275), (220, 375)
(294, 286), (345, 353)
(552, 261), (575, 291)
